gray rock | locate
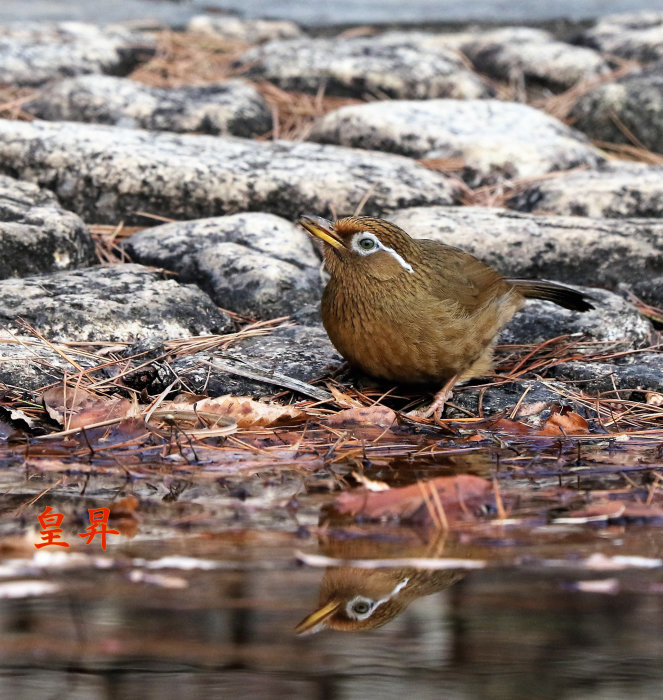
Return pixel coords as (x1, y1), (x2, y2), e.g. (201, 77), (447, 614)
(0, 330), (100, 392)
(24, 75), (273, 137)
(0, 264), (233, 342)
(622, 276), (663, 309)
(570, 64), (663, 154)
(388, 206), (663, 295)
(581, 11), (663, 62)
(310, 99), (604, 187)
(501, 288), (653, 350)
(460, 27), (610, 91)
(448, 378), (586, 419)
(187, 15), (302, 43)
(507, 162), (663, 218)
(235, 35), (490, 99)
(549, 353), (663, 396)
(0, 174), (95, 279)
(0, 21), (154, 86)
(194, 243), (322, 319)
(163, 324), (341, 397)
(124, 213), (322, 319)
(0, 119), (461, 224)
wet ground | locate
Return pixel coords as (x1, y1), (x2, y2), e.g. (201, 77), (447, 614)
(2, 423), (663, 699)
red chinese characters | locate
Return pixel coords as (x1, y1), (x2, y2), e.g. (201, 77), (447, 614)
(35, 506), (70, 549)
(78, 508), (120, 551)
(35, 506), (120, 550)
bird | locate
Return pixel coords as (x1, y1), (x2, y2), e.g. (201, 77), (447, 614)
(295, 565), (462, 633)
(298, 214), (593, 416)
(295, 529), (462, 634)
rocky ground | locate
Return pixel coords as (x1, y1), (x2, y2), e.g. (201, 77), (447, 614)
(0, 10), (662, 419)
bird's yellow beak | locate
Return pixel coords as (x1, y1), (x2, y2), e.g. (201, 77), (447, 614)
(295, 599), (341, 635)
(298, 215), (345, 250)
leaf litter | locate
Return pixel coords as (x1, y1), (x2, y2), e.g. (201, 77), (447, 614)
(3, 35), (663, 574)
(0, 314), (662, 588)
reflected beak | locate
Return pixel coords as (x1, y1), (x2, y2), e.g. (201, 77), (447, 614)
(295, 599), (341, 635)
(298, 215), (345, 250)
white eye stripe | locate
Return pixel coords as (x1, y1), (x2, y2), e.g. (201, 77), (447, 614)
(350, 232), (414, 274)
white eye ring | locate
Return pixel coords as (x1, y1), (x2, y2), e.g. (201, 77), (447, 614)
(346, 595), (376, 620)
(351, 231), (380, 255)
(349, 231), (414, 274)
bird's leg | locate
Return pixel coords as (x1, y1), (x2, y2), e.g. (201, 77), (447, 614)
(410, 374), (460, 421)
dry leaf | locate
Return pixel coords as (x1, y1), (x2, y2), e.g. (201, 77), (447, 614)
(326, 405), (397, 429)
(42, 385), (97, 425)
(194, 396), (307, 428)
(334, 474), (492, 526)
(43, 385), (134, 429)
(539, 410), (589, 436)
(488, 418), (532, 435)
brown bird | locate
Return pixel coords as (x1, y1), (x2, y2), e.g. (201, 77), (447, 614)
(298, 214), (593, 414)
(295, 565), (462, 633)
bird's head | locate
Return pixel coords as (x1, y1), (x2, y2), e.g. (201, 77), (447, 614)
(295, 567), (414, 634)
(298, 215), (419, 281)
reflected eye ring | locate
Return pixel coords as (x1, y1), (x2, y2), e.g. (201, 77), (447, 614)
(352, 601), (371, 614)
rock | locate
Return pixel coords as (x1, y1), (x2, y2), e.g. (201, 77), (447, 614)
(0, 21), (154, 86)
(388, 206), (663, 294)
(0, 174), (95, 279)
(569, 64), (663, 153)
(460, 27), (610, 91)
(187, 15), (302, 43)
(0, 119), (461, 224)
(622, 276), (663, 309)
(500, 288), (653, 350)
(162, 324), (341, 397)
(448, 378), (585, 419)
(549, 353), (663, 396)
(0, 330), (99, 392)
(235, 35), (490, 99)
(0, 264), (233, 342)
(124, 213), (322, 319)
(581, 11), (663, 63)
(507, 162), (663, 218)
(23, 75), (272, 137)
(310, 99), (603, 186)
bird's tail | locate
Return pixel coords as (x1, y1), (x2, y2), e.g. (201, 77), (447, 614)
(507, 279), (594, 312)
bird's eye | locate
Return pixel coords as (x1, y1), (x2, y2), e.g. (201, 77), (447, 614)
(357, 236), (376, 251)
(352, 601), (371, 615)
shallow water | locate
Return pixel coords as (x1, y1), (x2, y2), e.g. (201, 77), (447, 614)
(2, 410), (663, 698)
(2, 513), (663, 699)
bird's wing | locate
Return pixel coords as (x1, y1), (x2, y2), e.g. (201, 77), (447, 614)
(416, 240), (511, 312)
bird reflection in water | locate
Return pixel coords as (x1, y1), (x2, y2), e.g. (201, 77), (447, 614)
(295, 527), (464, 634)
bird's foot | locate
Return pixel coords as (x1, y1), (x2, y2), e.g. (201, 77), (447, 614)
(407, 375), (459, 423)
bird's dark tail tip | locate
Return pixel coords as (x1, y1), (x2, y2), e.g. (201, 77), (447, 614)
(508, 279), (595, 312)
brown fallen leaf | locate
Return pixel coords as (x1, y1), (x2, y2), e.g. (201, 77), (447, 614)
(326, 405), (397, 429)
(194, 395), (307, 428)
(487, 418), (532, 435)
(539, 410), (589, 436)
(334, 474), (492, 527)
(43, 385), (134, 429)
